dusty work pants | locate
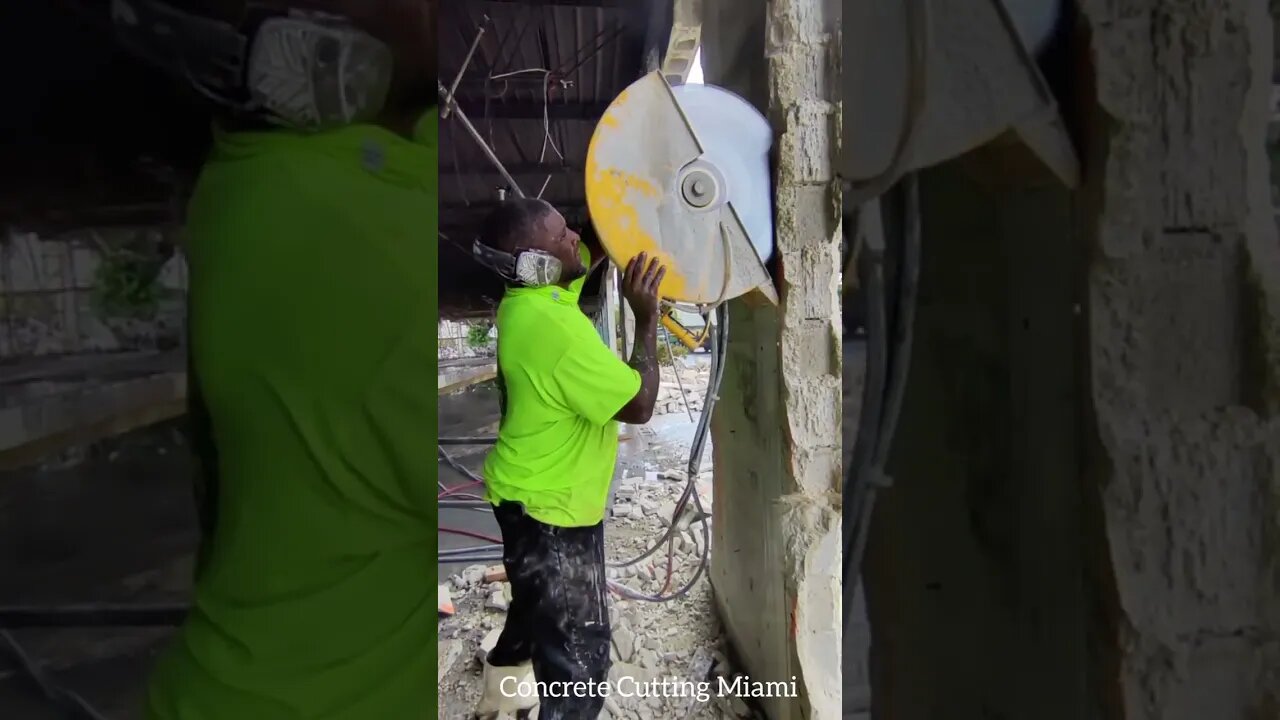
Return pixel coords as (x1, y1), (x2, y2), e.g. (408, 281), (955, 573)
(488, 501), (611, 719)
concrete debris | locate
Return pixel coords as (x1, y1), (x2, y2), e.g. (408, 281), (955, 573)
(439, 457), (731, 719)
(438, 639), (464, 683)
(486, 589), (509, 612)
(483, 566), (507, 583)
(461, 564), (487, 587)
(652, 364), (711, 417)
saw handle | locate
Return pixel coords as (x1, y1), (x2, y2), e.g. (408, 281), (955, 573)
(660, 309), (711, 351)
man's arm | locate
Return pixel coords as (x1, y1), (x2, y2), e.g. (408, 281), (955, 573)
(613, 253), (665, 424)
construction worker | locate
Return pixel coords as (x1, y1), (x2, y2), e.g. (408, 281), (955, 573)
(144, 1), (439, 718)
(472, 198), (665, 719)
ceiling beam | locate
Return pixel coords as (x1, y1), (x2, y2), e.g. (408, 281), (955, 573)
(440, 163), (580, 177)
(444, 97), (612, 121)
(472, 0), (632, 7)
(442, 202), (588, 216)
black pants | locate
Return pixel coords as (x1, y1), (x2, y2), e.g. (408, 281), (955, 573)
(488, 502), (611, 719)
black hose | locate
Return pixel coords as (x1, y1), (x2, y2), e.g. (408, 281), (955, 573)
(843, 175), (922, 627)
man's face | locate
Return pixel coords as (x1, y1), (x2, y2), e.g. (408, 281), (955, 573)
(530, 209), (586, 282)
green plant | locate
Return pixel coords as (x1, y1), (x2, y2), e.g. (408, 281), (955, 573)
(467, 324), (492, 348)
(658, 336), (691, 363)
(92, 244), (164, 319)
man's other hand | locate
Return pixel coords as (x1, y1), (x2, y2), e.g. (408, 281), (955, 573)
(621, 252), (666, 323)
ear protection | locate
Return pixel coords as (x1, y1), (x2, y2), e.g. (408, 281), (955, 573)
(472, 241), (564, 287)
(111, 0), (394, 131)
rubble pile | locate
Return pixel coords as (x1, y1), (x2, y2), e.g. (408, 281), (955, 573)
(653, 363), (711, 417)
(438, 468), (754, 720)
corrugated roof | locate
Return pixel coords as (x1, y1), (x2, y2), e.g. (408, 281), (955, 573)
(438, 0), (661, 314)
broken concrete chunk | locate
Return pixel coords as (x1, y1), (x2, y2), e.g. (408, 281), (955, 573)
(627, 504), (645, 520)
(486, 590), (510, 612)
(462, 564), (487, 587)
(438, 639), (464, 683)
(611, 502), (635, 518)
(476, 626), (503, 663)
(608, 661), (654, 687)
(612, 626), (635, 663)
(483, 565), (507, 584)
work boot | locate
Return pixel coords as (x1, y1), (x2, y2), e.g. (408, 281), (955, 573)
(474, 660), (539, 718)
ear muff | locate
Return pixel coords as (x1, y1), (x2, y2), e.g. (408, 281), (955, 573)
(514, 250), (563, 286)
(472, 240), (563, 287)
(110, 0), (393, 130)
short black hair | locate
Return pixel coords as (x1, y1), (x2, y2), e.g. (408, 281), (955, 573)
(477, 198), (554, 253)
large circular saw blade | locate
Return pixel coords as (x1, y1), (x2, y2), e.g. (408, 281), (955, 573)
(585, 71), (775, 305)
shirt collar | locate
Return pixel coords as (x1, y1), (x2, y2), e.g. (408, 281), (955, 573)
(210, 108), (437, 192)
(506, 283), (580, 306)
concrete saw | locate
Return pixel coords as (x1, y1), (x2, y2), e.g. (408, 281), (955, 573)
(585, 71), (777, 348)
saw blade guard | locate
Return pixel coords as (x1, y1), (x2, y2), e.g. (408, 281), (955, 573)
(585, 71), (776, 306)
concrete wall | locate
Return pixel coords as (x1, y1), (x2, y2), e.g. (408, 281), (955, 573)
(1078, 0), (1280, 715)
(0, 228), (186, 361)
(861, 150), (1087, 719)
(861, 1), (1280, 718)
(702, 0), (843, 718)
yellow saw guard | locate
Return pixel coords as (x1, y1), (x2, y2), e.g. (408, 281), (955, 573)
(585, 72), (778, 348)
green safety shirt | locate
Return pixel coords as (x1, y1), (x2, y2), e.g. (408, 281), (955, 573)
(483, 251), (641, 528)
(146, 113), (438, 720)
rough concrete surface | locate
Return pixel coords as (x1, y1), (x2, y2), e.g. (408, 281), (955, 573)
(0, 230), (186, 360)
(1080, 0), (1280, 716)
(701, 0), (843, 718)
(859, 2), (1280, 718)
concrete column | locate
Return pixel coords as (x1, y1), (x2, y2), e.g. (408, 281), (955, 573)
(1078, 0), (1280, 715)
(701, 0), (843, 718)
(861, 1), (1280, 718)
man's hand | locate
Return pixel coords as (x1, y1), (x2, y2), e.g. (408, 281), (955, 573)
(614, 252), (666, 425)
(621, 252), (666, 322)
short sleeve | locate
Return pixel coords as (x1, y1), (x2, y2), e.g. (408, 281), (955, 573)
(551, 336), (642, 426)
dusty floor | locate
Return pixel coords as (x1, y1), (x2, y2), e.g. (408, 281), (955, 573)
(0, 421), (195, 719)
(436, 359), (762, 719)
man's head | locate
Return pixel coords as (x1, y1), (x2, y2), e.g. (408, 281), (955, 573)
(199, 0), (436, 127)
(477, 199), (586, 286)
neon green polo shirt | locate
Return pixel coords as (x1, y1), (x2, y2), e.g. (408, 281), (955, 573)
(146, 114), (437, 720)
(483, 258), (640, 528)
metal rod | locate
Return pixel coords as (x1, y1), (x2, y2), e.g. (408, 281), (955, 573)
(438, 80), (526, 198)
(438, 500), (492, 509)
(438, 436), (498, 445)
(441, 15), (490, 120)
(0, 604), (188, 628)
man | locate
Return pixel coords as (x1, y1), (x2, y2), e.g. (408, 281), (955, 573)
(145, 2), (440, 718)
(474, 198), (665, 719)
